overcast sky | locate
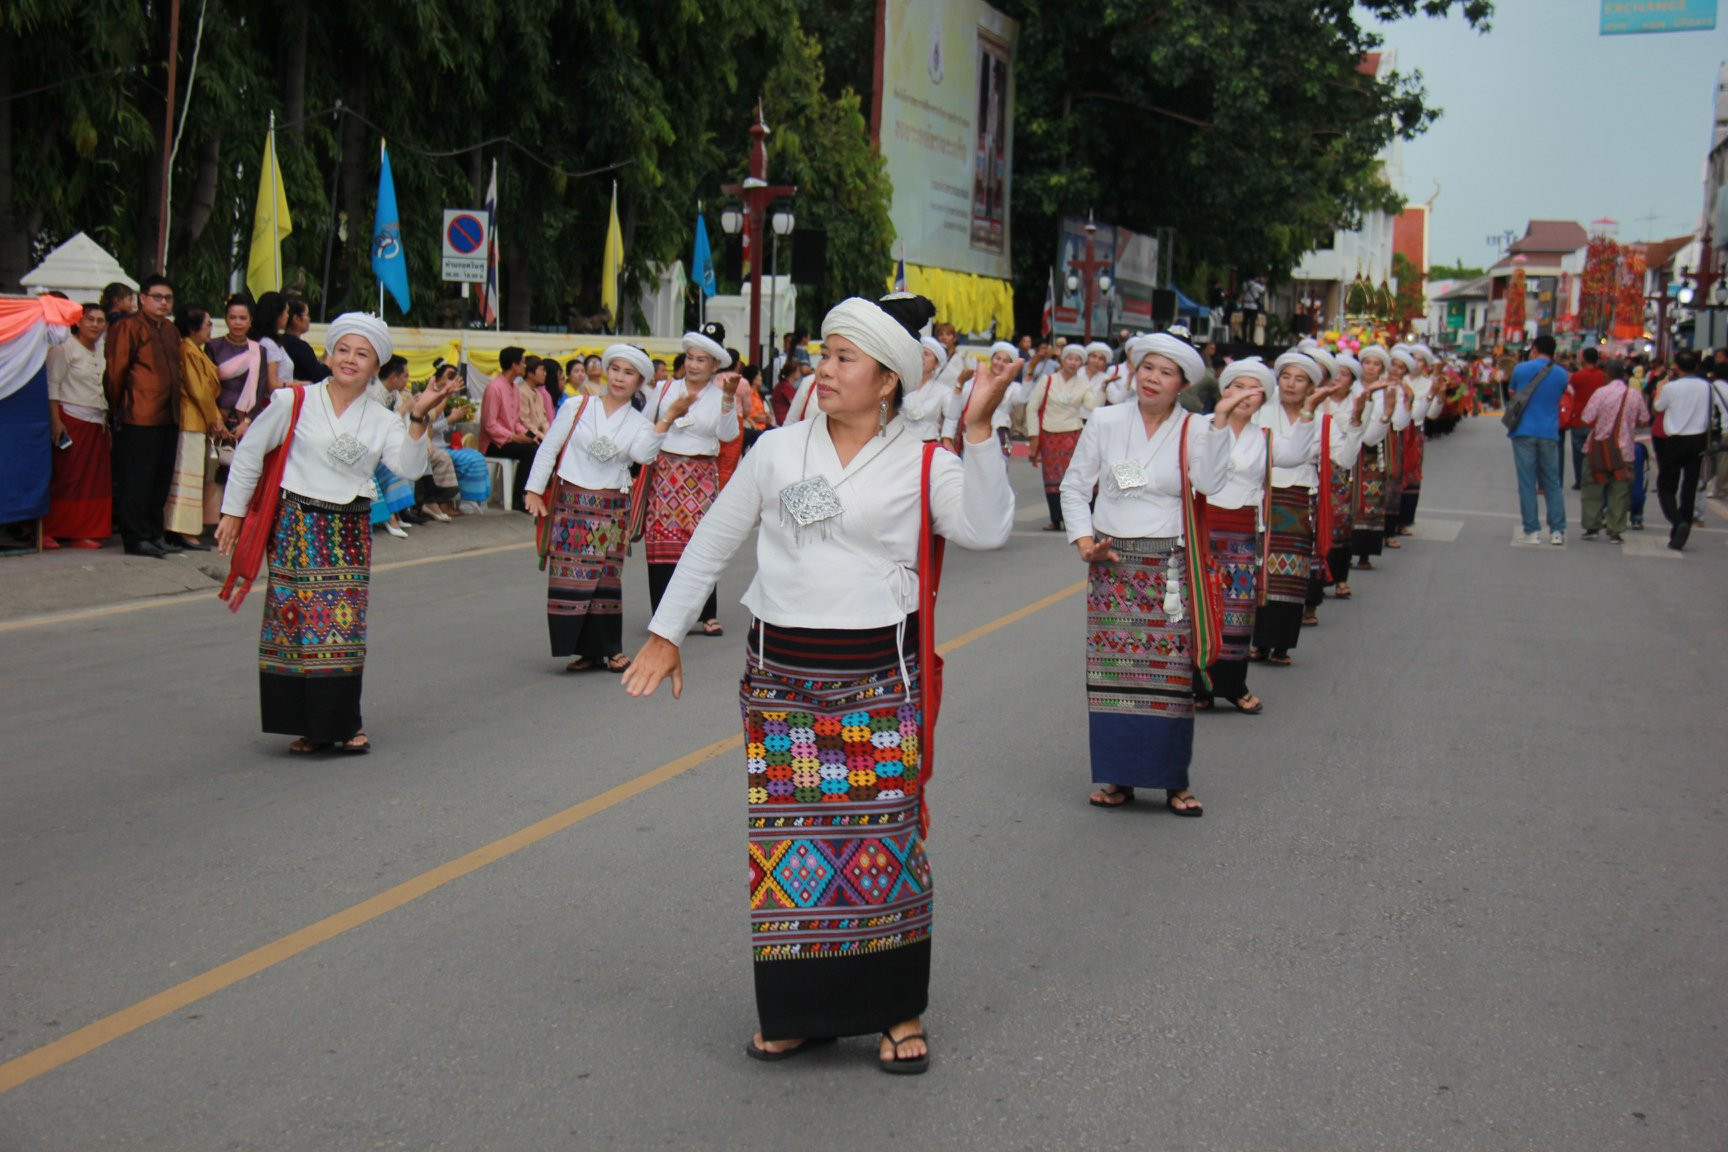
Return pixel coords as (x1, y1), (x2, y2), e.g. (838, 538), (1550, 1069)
(1374, 4), (1724, 269)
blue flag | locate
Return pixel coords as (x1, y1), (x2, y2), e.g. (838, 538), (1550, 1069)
(691, 214), (716, 299)
(372, 141), (411, 315)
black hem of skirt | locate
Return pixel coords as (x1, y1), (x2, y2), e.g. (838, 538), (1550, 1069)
(549, 612), (623, 660)
(1252, 601), (1303, 650)
(1353, 528), (1384, 557)
(755, 940), (931, 1041)
(260, 670), (363, 743)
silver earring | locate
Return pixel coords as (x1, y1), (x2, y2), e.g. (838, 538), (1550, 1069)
(877, 399), (890, 437)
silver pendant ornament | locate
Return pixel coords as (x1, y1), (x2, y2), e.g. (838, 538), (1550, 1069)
(1108, 460), (1148, 499)
(587, 434), (620, 463)
(778, 475), (846, 546)
(326, 432), (368, 468)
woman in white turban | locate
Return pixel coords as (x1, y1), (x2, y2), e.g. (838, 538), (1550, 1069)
(1381, 348), (1420, 548)
(1059, 331), (1247, 815)
(1246, 351), (1340, 666)
(899, 334), (952, 442)
(216, 313), (464, 754)
(1350, 344), (1408, 569)
(524, 344), (673, 673)
(1193, 357), (1282, 714)
(623, 293), (1017, 1076)
(640, 320), (743, 635)
(1025, 341), (1102, 529)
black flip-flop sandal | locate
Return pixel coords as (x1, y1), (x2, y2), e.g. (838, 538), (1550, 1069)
(879, 1031), (930, 1075)
(700, 620), (725, 637)
(1167, 791), (1204, 817)
(1089, 785), (1135, 809)
(565, 657), (597, 672)
(604, 654), (632, 674)
(333, 734), (370, 755)
(1230, 694), (1263, 715)
(288, 739), (331, 756)
(744, 1036), (835, 1063)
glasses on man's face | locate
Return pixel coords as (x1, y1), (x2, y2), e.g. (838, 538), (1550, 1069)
(145, 293), (174, 302)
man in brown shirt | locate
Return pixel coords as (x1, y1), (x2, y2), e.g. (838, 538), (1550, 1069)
(104, 274), (184, 556)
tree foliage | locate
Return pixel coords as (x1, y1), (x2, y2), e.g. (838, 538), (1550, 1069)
(1429, 261), (1486, 281)
(0, 0), (887, 334)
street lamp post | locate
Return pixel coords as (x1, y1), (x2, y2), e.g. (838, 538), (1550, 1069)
(767, 204), (795, 383)
(720, 103), (796, 371)
(1066, 216), (1113, 343)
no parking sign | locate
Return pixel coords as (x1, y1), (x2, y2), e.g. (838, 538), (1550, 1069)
(441, 210), (489, 282)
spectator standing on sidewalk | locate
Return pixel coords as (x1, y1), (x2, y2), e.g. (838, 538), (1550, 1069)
(1505, 335), (1569, 546)
(103, 274), (185, 558)
(43, 304), (111, 549)
(1561, 348), (1606, 491)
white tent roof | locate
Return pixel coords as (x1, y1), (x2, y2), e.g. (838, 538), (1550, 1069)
(21, 233), (136, 304)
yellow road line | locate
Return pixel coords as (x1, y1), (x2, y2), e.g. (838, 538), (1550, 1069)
(0, 579), (1083, 1094)
(0, 542), (534, 635)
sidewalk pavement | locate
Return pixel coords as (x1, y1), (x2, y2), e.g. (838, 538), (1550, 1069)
(0, 508), (536, 625)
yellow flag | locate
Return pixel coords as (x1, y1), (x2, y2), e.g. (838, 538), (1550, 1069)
(247, 121), (293, 294)
(601, 181), (623, 316)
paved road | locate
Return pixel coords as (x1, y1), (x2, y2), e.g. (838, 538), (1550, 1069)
(2, 415), (1724, 1151)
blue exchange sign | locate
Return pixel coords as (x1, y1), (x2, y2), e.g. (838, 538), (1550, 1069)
(1599, 0), (1717, 35)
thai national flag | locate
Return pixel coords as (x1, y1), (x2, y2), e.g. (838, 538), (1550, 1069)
(475, 160), (500, 326)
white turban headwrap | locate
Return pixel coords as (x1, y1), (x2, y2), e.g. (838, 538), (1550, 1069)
(919, 335), (949, 375)
(681, 329), (732, 369)
(1084, 340), (1113, 361)
(1219, 356), (1274, 391)
(1412, 343), (1435, 364)
(1306, 347), (1339, 379)
(1297, 338), (1320, 353)
(1359, 344), (1391, 366)
(1274, 351), (1324, 387)
(1128, 332), (1205, 385)
(1391, 348), (1419, 372)
(602, 343), (653, 385)
(326, 312), (392, 365)
(821, 297), (926, 396)
(1335, 353), (1362, 379)
(992, 340), (1022, 361)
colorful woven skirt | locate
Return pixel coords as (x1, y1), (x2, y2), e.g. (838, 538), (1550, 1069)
(742, 620), (931, 1041)
(259, 492), (371, 743)
(1399, 424), (1425, 525)
(43, 412), (111, 540)
(1086, 536), (1194, 791)
(546, 481), (627, 660)
(1200, 506), (1259, 703)
(1325, 461), (1354, 584)
(1252, 485), (1313, 652)
(1353, 442), (1387, 557)
(644, 453), (719, 566)
(1383, 426), (1406, 534)
(1039, 427), (1081, 494)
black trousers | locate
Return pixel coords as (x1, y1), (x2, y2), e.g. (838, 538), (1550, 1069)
(113, 424), (178, 547)
(1655, 433), (1706, 528)
(486, 442), (539, 508)
(1044, 491), (1064, 528)
(647, 562), (718, 623)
